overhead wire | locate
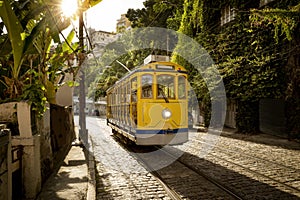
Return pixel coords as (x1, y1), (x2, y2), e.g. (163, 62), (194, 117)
(83, 21), (101, 68)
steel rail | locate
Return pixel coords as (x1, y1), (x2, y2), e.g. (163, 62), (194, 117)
(156, 146), (244, 200)
(127, 145), (183, 200)
(192, 137), (300, 172)
(187, 139), (300, 193)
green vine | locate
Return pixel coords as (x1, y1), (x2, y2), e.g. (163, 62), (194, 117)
(250, 8), (300, 43)
(173, 0), (299, 134)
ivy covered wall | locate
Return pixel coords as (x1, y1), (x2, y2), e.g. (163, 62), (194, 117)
(174, 0), (299, 137)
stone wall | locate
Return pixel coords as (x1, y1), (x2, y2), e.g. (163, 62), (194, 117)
(0, 102), (76, 199)
(50, 104), (76, 166)
(0, 127), (11, 200)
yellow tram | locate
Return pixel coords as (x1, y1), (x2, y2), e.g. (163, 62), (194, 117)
(106, 56), (189, 145)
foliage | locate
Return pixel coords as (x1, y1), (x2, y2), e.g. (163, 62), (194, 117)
(126, 0), (184, 29)
(171, 0), (299, 134)
(250, 3), (300, 43)
(0, 0), (24, 78)
(92, 23), (179, 100)
(249, 2), (300, 136)
(0, 0), (94, 117)
(93, 0), (184, 100)
(210, 21), (288, 101)
(21, 69), (48, 118)
(92, 47), (151, 100)
(82, 0), (103, 9)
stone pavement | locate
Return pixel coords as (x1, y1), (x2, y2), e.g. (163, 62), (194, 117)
(35, 122), (299, 200)
(36, 143), (96, 200)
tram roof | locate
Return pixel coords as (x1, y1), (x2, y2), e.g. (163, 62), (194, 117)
(106, 61), (187, 92)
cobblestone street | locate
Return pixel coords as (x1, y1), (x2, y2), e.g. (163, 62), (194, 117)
(75, 116), (300, 199)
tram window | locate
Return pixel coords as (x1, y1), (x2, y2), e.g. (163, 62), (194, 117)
(117, 88), (120, 104)
(122, 85), (126, 103)
(157, 75), (175, 99)
(120, 86), (123, 103)
(178, 76), (186, 99)
(113, 92), (116, 104)
(131, 77), (137, 103)
(141, 74), (153, 98)
(126, 82), (130, 103)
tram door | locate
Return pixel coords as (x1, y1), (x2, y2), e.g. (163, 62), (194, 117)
(130, 77), (138, 128)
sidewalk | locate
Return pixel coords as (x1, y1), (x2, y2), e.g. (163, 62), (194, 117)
(36, 142), (96, 200)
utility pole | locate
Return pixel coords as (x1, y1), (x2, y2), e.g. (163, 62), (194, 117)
(78, 1), (87, 145)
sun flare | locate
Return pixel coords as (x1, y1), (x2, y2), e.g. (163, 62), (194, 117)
(61, 0), (78, 17)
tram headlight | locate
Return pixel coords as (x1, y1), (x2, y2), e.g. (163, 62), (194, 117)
(162, 109), (172, 119)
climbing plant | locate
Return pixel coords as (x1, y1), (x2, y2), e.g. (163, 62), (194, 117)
(173, 0), (299, 134)
(250, 2), (300, 138)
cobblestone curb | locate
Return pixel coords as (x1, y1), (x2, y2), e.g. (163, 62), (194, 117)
(75, 126), (97, 200)
(82, 130), (96, 200)
(85, 148), (96, 200)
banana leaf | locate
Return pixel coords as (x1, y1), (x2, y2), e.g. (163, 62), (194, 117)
(0, 0), (25, 79)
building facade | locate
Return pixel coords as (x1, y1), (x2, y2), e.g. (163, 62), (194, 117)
(116, 14), (131, 33)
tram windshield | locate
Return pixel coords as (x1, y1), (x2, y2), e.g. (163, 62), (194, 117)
(141, 74), (153, 98)
(157, 75), (175, 100)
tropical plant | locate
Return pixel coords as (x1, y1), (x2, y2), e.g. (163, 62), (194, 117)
(0, 0), (102, 116)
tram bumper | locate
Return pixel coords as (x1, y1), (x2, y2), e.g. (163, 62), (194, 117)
(135, 128), (188, 145)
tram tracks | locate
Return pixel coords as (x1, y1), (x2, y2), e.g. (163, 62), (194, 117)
(112, 140), (182, 200)
(88, 119), (176, 199)
(190, 136), (300, 171)
(179, 136), (300, 198)
(156, 146), (244, 200)
(136, 158), (183, 200)
(128, 144), (243, 200)
(89, 119), (242, 199)
(86, 118), (300, 199)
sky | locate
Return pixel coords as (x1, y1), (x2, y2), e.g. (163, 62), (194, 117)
(85, 0), (145, 32)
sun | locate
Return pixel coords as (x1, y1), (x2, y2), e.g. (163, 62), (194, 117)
(60, 0), (78, 17)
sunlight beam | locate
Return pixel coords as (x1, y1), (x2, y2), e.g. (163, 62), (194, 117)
(61, 0), (78, 17)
